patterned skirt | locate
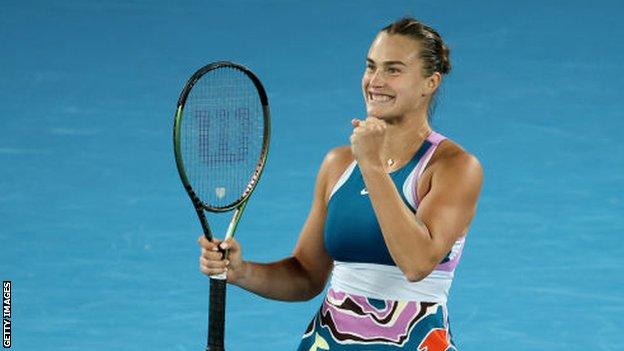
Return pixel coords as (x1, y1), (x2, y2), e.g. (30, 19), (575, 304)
(297, 288), (456, 350)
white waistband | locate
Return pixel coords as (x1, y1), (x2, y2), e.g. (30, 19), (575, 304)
(330, 261), (453, 304)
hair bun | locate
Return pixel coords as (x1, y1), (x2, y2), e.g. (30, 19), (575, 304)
(439, 44), (451, 75)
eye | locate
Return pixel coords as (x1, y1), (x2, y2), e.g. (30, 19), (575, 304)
(365, 63), (375, 72)
(387, 67), (401, 74)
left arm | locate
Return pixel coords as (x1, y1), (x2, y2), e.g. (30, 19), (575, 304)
(360, 152), (483, 281)
(351, 117), (483, 282)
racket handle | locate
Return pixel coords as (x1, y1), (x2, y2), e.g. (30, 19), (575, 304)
(207, 278), (227, 351)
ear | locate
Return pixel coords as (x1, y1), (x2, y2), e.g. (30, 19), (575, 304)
(425, 72), (442, 95)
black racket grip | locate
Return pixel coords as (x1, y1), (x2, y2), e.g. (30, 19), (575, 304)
(207, 278), (227, 351)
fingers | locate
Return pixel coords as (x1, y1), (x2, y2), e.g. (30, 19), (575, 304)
(197, 235), (221, 250)
(363, 116), (385, 129)
(199, 245), (230, 276)
(198, 236), (241, 256)
(351, 117), (386, 129)
(218, 237), (240, 252)
(200, 245), (224, 259)
(351, 119), (386, 136)
(199, 253), (229, 275)
(198, 236), (242, 277)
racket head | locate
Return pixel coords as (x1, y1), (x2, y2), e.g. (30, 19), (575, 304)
(173, 61), (270, 213)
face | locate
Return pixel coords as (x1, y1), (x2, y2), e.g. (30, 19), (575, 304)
(362, 32), (437, 120)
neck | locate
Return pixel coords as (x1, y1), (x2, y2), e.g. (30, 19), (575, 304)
(381, 112), (432, 169)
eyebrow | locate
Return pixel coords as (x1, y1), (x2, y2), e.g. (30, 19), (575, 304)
(366, 58), (407, 66)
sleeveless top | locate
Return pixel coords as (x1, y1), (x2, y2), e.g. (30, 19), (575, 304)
(324, 131), (465, 304)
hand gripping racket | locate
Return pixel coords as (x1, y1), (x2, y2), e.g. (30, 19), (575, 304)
(173, 61), (270, 351)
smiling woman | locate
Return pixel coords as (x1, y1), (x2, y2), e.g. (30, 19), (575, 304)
(364, 19), (451, 124)
(197, 16), (483, 350)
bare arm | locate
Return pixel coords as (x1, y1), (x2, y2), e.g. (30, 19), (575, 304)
(360, 149), (483, 281)
(230, 178), (332, 301)
(199, 149), (347, 301)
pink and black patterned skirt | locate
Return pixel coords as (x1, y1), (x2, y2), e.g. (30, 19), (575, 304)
(297, 288), (457, 350)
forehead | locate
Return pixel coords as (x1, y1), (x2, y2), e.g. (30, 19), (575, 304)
(367, 32), (421, 64)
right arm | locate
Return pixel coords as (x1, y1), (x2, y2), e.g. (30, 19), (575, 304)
(198, 147), (351, 301)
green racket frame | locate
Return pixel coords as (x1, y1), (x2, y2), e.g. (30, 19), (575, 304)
(173, 61), (270, 351)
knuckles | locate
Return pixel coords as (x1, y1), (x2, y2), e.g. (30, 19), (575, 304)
(198, 237), (236, 277)
(199, 256), (226, 268)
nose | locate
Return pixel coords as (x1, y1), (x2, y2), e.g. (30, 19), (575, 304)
(368, 69), (385, 88)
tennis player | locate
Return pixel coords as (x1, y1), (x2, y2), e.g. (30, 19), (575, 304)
(199, 17), (483, 350)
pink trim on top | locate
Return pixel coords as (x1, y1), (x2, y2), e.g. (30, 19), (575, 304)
(427, 130), (447, 145)
(435, 236), (465, 272)
(411, 131), (447, 208)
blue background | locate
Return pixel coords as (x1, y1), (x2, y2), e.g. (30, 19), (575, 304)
(2, 1), (623, 350)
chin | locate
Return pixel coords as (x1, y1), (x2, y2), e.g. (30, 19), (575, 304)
(366, 106), (394, 119)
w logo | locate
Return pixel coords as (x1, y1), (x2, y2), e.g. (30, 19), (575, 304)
(195, 107), (251, 165)
(417, 328), (456, 351)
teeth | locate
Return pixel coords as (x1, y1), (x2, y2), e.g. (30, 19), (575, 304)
(370, 93), (393, 102)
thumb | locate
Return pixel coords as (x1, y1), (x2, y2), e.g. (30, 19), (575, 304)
(351, 118), (361, 127)
(198, 235), (220, 250)
(221, 238), (242, 262)
(220, 238), (239, 252)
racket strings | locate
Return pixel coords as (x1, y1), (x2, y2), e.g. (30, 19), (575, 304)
(181, 66), (265, 208)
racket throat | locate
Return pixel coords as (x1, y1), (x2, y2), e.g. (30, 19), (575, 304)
(224, 203), (246, 241)
(195, 205), (213, 241)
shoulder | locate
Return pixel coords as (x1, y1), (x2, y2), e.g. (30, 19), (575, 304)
(322, 145), (353, 167)
(418, 137), (483, 201)
(319, 145), (354, 180)
(428, 138), (483, 187)
(317, 146), (354, 201)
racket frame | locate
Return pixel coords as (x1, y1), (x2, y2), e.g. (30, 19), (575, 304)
(173, 61), (270, 236)
(173, 61), (270, 351)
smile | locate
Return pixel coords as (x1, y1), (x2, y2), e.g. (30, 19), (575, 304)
(368, 93), (395, 103)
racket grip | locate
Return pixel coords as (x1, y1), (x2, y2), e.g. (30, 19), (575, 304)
(207, 278), (227, 351)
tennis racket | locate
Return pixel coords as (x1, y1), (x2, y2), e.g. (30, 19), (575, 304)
(173, 61), (270, 351)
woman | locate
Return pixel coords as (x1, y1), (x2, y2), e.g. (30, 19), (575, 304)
(198, 17), (483, 350)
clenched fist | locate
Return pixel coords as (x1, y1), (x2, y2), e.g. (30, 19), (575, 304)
(350, 117), (387, 170)
(198, 235), (247, 284)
